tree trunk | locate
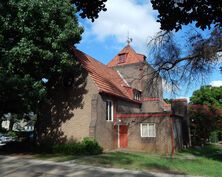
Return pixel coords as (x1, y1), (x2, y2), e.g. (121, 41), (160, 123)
(9, 120), (14, 131)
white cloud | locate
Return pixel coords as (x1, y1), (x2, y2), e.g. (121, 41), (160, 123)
(84, 0), (160, 53)
(210, 80), (222, 87)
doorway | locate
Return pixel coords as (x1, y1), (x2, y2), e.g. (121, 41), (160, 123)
(119, 125), (128, 148)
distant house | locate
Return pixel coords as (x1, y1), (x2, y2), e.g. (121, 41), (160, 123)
(40, 44), (190, 154)
(1, 113), (35, 132)
(2, 119), (34, 132)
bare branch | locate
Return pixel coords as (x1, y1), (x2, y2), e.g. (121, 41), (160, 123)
(147, 27), (222, 94)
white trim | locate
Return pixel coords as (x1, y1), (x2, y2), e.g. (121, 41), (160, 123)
(140, 123), (156, 138)
(116, 70), (130, 86)
(110, 101), (113, 122)
(106, 100), (113, 122)
(117, 125), (120, 148)
(140, 124), (143, 137)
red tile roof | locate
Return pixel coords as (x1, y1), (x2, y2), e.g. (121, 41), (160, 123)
(107, 45), (145, 67)
(172, 99), (188, 103)
(71, 48), (140, 102)
(162, 100), (171, 111)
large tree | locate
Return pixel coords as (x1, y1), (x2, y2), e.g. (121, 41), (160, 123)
(0, 0), (106, 128)
(149, 1), (222, 88)
(0, 0), (81, 116)
(189, 104), (221, 145)
(190, 85), (222, 108)
(189, 86), (222, 145)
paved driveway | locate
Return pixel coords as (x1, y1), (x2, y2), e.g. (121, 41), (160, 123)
(0, 155), (200, 177)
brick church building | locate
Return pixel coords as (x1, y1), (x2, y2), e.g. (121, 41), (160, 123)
(40, 44), (190, 154)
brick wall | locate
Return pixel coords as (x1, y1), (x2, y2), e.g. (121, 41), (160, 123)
(142, 101), (164, 112)
(113, 62), (163, 98)
(172, 99), (191, 147)
(60, 75), (99, 141)
(116, 99), (141, 113)
(112, 62), (163, 113)
(90, 94), (116, 150)
(113, 114), (172, 154)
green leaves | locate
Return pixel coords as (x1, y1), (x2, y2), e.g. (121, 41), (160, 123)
(151, 0), (222, 31)
(190, 86), (222, 109)
(190, 86), (222, 145)
(0, 0), (83, 116)
(71, 0), (107, 22)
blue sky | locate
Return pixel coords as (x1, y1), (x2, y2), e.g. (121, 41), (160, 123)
(76, 0), (222, 100)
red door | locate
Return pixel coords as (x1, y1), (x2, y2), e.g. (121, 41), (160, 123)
(119, 125), (128, 148)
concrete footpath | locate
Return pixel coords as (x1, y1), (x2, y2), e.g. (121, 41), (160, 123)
(0, 155), (200, 177)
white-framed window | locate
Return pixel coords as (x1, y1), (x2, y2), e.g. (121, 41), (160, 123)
(106, 100), (113, 121)
(133, 91), (141, 101)
(140, 123), (156, 137)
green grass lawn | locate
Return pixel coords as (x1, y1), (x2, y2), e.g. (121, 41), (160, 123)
(35, 144), (222, 177)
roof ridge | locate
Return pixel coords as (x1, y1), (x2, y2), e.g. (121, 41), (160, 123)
(78, 50), (128, 81)
(74, 49), (124, 78)
(107, 45), (145, 67)
(75, 48), (109, 68)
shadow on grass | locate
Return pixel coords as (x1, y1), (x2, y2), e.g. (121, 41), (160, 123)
(80, 152), (187, 175)
(141, 162), (186, 175)
(85, 152), (134, 166)
(180, 143), (222, 162)
(0, 141), (39, 155)
(34, 152), (136, 165)
(34, 154), (80, 162)
(208, 153), (222, 161)
(0, 155), (158, 177)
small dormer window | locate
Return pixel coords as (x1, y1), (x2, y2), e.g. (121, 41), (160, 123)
(133, 90), (141, 101)
(118, 53), (126, 63)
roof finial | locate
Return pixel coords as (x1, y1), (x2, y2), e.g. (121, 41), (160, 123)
(127, 32), (132, 45)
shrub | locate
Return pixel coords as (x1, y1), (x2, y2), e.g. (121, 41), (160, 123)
(53, 142), (83, 155)
(81, 137), (103, 155)
(7, 131), (18, 140)
(209, 131), (220, 143)
(52, 137), (103, 155)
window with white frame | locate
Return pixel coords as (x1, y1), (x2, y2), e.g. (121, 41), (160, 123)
(140, 123), (156, 137)
(106, 100), (113, 121)
(133, 90), (141, 101)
